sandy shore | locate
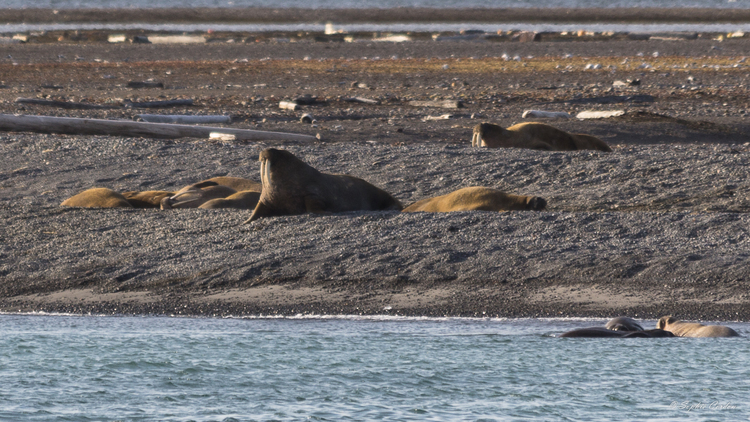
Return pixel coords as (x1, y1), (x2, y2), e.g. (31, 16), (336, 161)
(1, 33), (750, 321)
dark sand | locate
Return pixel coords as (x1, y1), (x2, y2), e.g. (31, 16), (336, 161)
(2, 19), (750, 321)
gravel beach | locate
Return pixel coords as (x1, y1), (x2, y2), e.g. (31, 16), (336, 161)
(2, 15), (750, 320)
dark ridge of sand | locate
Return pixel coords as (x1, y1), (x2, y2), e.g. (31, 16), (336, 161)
(3, 7), (750, 24)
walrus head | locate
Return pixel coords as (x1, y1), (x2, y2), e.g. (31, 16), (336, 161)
(526, 196), (547, 211)
(656, 316), (676, 330)
(243, 148), (322, 223)
(472, 122), (507, 147)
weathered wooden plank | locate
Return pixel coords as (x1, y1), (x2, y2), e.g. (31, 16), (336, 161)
(0, 114), (318, 142)
(408, 100), (463, 109)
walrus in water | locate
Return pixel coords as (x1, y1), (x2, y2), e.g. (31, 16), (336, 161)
(244, 148), (403, 223)
(656, 316), (740, 338)
(200, 176), (262, 193)
(604, 316), (644, 332)
(471, 122), (612, 152)
(160, 181), (237, 210)
(61, 188), (133, 208)
(401, 186), (546, 213)
(559, 328), (675, 338)
(199, 191), (261, 210)
(122, 190), (174, 208)
(559, 316), (674, 338)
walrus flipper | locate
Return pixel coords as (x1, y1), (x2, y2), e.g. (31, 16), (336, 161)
(244, 201), (277, 224)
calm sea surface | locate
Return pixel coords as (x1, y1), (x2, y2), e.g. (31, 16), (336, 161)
(6, 0), (750, 33)
(0, 314), (747, 421)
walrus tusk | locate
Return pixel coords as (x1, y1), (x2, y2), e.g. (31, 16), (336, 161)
(263, 160), (271, 186)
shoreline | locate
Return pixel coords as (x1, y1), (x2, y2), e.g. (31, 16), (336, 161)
(2, 39), (750, 322)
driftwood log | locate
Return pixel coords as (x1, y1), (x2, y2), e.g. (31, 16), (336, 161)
(408, 100), (463, 109)
(0, 114), (318, 142)
(345, 97), (381, 105)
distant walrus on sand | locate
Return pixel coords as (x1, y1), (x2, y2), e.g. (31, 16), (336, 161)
(401, 186), (546, 213)
(200, 191), (261, 210)
(244, 148), (402, 223)
(61, 188), (133, 208)
(161, 181), (237, 210)
(122, 190), (174, 208)
(656, 316), (740, 337)
(472, 122), (612, 152)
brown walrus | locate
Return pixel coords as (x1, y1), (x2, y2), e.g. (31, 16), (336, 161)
(471, 122), (612, 152)
(199, 191), (261, 210)
(244, 148), (403, 223)
(200, 176), (262, 193)
(656, 316), (740, 338)
(401, 186), (546, 213)
(122, 190), (174, 208)
(161, 181), (237, 210)
(61, 188), (133, 208)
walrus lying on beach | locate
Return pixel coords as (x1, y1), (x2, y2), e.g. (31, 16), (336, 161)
(201, 176), (262, 193)
(244, 148), (403, 223)
(559, 316), (674, 338)
(471, 122), (612, 152)
(61, 188), (133, 208)
(122, 190), (174, 208)
(656, 316), (740, 337)
(401, 186), (546, 213)
(199, 191), (261, 210)
(161, 181), (237, 210)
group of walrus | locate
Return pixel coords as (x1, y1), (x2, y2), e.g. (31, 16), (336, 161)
(61, 121), (742, 335)
(63, 122), (582, 219)
(560, 316), (740, 338)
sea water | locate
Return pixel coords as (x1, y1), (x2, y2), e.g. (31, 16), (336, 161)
(0, 314), (747, 421)
(6, 0), (750, 33)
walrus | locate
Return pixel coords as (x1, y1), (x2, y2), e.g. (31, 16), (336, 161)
(401, 186), (546, 213)
(471, 122), (612, 152)
(605, 316), (644, 332)
(61, 188), (133, 208)
(160, 181), (237, 210)
(559, 328), (674, 338)
(559, 316), (673, 338)
(200, 176), (262, 193)
(244, 148), (403, 223)
(656, 316), (740, 338)
(199, 190), (261, 210)
(122, 190), (174, 208)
